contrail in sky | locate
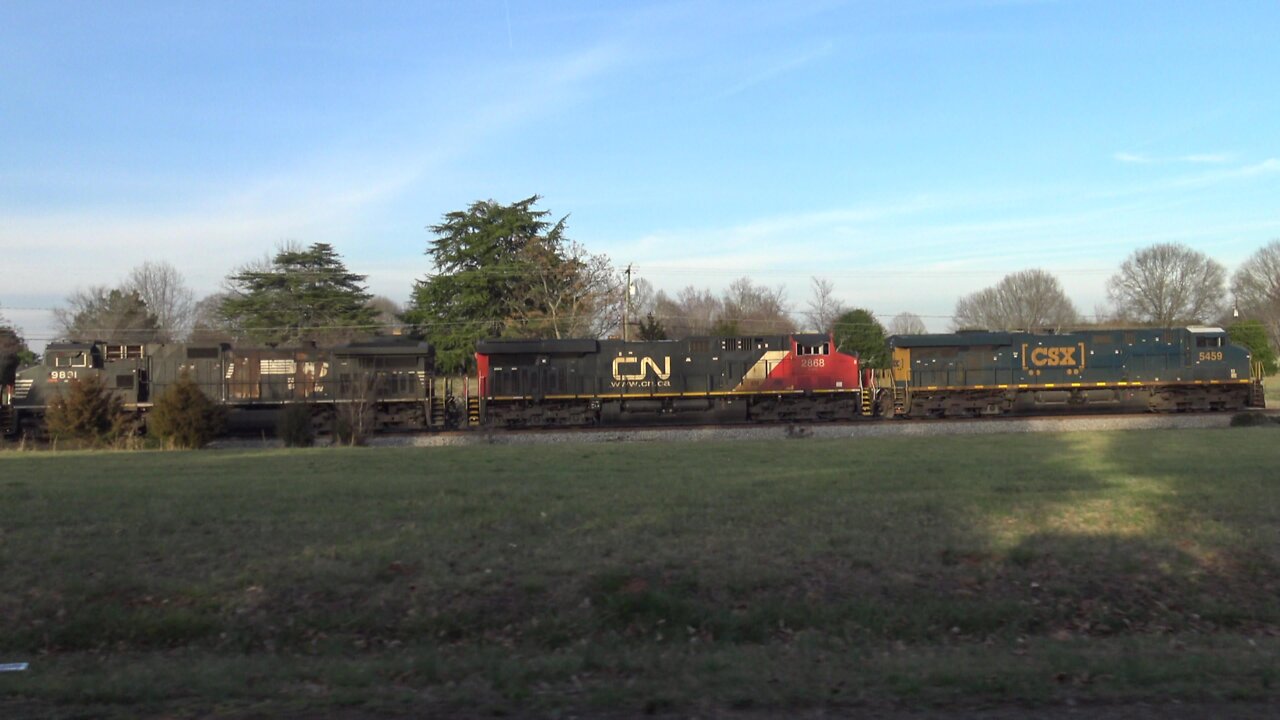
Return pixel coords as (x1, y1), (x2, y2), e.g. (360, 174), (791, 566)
(505, 0), (513, 49)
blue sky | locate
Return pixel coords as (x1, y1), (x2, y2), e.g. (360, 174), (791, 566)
(3, 1), (1279, 347)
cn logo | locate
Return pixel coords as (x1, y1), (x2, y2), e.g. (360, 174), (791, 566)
(612, 356), (671, 381)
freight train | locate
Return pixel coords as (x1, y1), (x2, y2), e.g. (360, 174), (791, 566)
(0, 326), (1267, 438)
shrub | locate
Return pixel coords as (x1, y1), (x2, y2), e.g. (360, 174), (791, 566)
(333, 403), (375, 446)
(276, 403), (316, 447)
(148, 374), (227, 449)
(333, 376), (377, 446)
(1230, 412), (1277, 427)
(44, 375), (132, 447)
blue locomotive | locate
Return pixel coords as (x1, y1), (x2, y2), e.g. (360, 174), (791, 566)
(887, 326), (1265, 417)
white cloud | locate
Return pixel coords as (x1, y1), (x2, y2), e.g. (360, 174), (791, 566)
(3, 41), (628, 307)
(612, 154), (1280, 333)
(1114, 152), (1153, 164)
(712, 41), (834, 100)
(1114, 151), (1233, 165)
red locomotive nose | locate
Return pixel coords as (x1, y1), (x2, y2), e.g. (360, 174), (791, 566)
(743, 334), (862, 392)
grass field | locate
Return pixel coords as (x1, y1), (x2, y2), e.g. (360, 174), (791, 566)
(2, 427), (1280, 718)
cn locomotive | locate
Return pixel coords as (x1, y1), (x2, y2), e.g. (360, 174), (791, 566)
(0, 326), (1267, 439)
(476, 333), (883, 428)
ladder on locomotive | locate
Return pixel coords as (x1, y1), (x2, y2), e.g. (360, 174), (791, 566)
(859, 380), (876, 416)
(873, 369), (908, 417)
(0, 403), (14, 437)
(459, 375), (481, 427)
(1249, 362), (1267, 408)
(427, 378), (449, 430)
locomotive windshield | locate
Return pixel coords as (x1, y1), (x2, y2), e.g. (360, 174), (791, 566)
(53, 352), (88, 368)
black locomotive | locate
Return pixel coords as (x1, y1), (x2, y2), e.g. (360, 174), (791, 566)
(1, 338), (454, 438)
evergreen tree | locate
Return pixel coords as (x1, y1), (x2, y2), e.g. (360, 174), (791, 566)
(403, 196), (569, 372)
(1, 319), (35, 385)
(148, 373), (227, 449)
(220, 243), (376, 346)
(833, 308), (889, 369)
(710, 318), (740, 337)
(1228, 321), (1278, 375)
(637, 312), (668, 341)
(44, 375), (130, 446)
(55, 288), (161, 342)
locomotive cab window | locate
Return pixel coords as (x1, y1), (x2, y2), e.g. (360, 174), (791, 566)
(54, 352), (89, 368)
(796, 343), (830, 356)
(1195, 336), (1223, 348)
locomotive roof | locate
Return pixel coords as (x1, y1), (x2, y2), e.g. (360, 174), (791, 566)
(890, 326), (1221, 349)
(332, 339), (432, 356)
(477, 339), (600, 355)
(45, 342), (98, 352)
(479, 334), (830, 356)
(889, 331), (1013, 347)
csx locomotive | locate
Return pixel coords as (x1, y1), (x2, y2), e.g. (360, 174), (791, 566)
(0, 326), (1267, 438)
(888, 326), (1266, 417)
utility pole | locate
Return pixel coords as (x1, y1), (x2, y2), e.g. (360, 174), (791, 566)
(622, 264), (633, 341)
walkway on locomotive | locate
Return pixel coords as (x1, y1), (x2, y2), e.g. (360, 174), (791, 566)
(476, 334), (865, 401)
(889, 327), (1258, 391)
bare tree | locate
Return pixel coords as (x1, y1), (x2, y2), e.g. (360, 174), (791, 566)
(1231, 239), (1280, 346)
(1085, 303), (1134, 329)
(887, 312), (927, 336)
(125, 261), (195, 342)
(1107, 243), (1226, 327)
(653, 286), (722, 339)
(189, 293), (237, 344)
(720, 277), (794, 335)
(804, 277), (846, 333)
(616, 276), (660, 341)
(953, 269), (1079, 331)
(626, 277), (657, 326)
(509, 241), (621, 339)
(650, 280), (795, 338)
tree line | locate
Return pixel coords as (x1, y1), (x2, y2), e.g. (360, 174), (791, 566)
(4, 196), (1280, 376)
